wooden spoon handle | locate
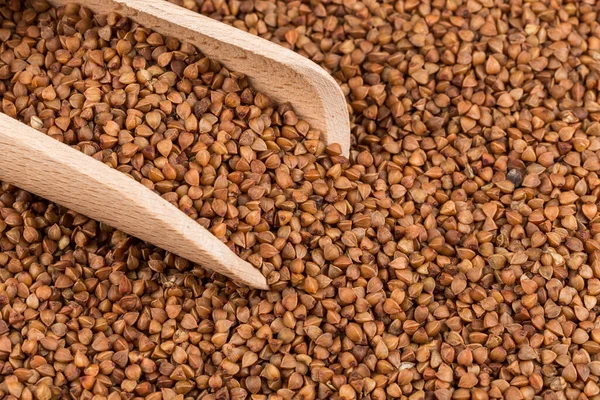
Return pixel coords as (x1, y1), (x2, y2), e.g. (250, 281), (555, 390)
(47, 0), (351, 157)
(0, 114), (268, 290)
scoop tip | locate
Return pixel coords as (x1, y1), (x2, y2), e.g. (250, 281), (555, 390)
(234, 268), (269, 291)
(250, 276), (270, 291)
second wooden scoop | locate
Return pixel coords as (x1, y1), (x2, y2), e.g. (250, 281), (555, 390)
(47, 0), (351, 157)
(0, 113), (268, 290)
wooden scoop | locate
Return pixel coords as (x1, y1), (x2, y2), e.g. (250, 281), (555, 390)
(48, 0), (351, 157)
(0, 113), (269, 290)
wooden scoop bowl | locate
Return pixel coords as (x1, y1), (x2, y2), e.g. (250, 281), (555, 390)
(51, 0), (351, 157)
(0, 0), (351, 289)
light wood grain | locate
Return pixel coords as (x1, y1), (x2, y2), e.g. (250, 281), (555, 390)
(0, 114), (269, 290)
(47, 0), (350, 157)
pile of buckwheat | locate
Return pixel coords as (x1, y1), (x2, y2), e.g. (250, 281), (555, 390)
(1, 0), (600, 398)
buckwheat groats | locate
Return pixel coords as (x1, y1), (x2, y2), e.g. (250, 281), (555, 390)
(2, 0), (600, 398)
